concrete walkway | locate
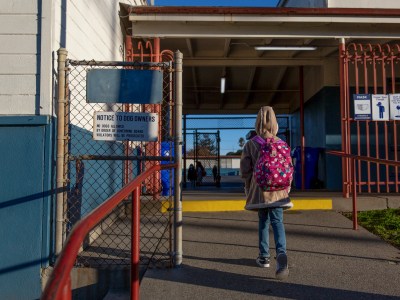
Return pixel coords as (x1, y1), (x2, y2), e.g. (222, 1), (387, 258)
(138, 210), (400, 300)
(105, 182), (400, 300)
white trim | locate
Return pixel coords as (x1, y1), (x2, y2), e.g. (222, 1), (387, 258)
(130, 21), (400, 39)
(129, 14), (400, 24)
(40, 0), (54, 116)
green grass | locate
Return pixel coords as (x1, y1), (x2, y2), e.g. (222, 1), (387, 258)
(349, 209), (400, 249)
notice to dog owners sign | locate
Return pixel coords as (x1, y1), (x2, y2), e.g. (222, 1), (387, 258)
(93, 112), (158, 141)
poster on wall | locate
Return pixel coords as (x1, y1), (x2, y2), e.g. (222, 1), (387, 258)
(389, 94), (400, 120)
(371, 94), (389, 121)
(353, 94), (371, 120)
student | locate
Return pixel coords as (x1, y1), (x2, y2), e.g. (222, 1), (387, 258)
(240, 106), (293, 280)
(196, 161), (205, 186)
(187, 164), (197, 188)
(212, 165), (218, 182)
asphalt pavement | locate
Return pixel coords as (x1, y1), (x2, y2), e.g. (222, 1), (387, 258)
(106, 180), (400, 300)
(138, 209), (400, 300)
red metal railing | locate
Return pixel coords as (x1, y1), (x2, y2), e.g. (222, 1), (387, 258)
(327, 150), (400, 230)
(41, 164), (176, 300)
(339, 42), (400, 195)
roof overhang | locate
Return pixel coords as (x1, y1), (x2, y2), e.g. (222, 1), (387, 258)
(121, 6), (400, 115)
(127, 6), (400, 39)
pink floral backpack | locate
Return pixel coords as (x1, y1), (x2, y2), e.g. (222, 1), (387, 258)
(252, 136), (293, 191)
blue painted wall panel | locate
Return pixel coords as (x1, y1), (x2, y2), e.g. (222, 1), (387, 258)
(0, 116), (55, 299)
(291, 87), (342, 190)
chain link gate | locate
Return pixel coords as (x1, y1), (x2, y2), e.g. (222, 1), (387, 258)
(182, 115), (291, 187)
(58, 57), (176, 271)
(184, 131), (220, 186)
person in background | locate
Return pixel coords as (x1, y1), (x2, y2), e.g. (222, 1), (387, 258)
(240, 106), (292, 280)
(196, 161), (205, 186)
(187, 164), (197, 188)
(212, 165), (218, 183)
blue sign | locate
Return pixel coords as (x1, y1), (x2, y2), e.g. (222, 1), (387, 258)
(86, 69), (163, 104)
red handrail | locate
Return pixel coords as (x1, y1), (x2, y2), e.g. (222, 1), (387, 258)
(327, 150), (400, 230)
(42, 164), (176, 300)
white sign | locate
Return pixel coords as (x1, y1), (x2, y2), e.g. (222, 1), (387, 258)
(353, 94), (371, 120)
(93, 112), (158, 141)
(371, 94), (389, 121)
(389, 94), (400, 120)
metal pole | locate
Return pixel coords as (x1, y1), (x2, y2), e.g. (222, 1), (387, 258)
(217, 130), (221, 178)
(351, 158), (358, 230)
(183, 115), (187, 188)
(56, 48), (68, 255)
(131, 188), (140, 300)
(173, 50), (183, 266)
(339, 38), (349, 198)
(299, 66), (305, 190)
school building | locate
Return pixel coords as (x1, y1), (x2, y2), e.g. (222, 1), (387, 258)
(1, 0), (400, 298)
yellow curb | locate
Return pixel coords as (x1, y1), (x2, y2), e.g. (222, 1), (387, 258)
(292, 198), (332, 210)
(161, 198), (332, 212)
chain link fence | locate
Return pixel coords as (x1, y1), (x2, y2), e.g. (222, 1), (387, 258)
(182, 115), (291, 187)
(184, 131), (220, 186)
(62, 59), (175, 270)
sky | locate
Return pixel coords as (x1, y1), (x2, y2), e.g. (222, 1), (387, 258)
(154, 0), (279, 6)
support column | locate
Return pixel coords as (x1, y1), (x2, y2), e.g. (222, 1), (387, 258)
(174, 50), (183, 266)
(299, 66), (305, 190)
(339, 38), (350, 197)
(56, 48), (68, 254)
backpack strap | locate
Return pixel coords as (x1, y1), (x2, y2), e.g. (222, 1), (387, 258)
(252, 135), (279, 145)
(251, 135), (266, 145)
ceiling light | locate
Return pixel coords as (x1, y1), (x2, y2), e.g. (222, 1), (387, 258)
(220, 77), (226, 94)
(254, 46), (317, 51)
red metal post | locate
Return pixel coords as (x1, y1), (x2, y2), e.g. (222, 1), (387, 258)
(299, 66), (305, 190)
(339, 40), (349, 197)
(381, 51), (390, 192)
(351, 158), (358, 230)
(353, 47), (362, 193)
(356, 121), (361, 192)
(124, 35), (133, 185)
(131, 187), (141, 300)
(363, 47), (372, 193)
(152, 38), (161, 200)
(395, 121), (399, 193)
(372, 47), (381, 193)
(366, 120), (371, 192)
(61, 276), (71, 300)
(375, 123), (380, 192)
(390, 49), (399, 192)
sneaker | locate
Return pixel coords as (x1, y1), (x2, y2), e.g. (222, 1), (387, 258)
(275, 253), (289, 280)
(256, 256), (270, 268)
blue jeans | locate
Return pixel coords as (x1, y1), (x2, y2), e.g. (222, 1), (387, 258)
(258, 207), (286, 258)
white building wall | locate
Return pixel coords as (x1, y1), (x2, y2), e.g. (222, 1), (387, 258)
(0, 0), (39, 115)
(328, 0), (400, 8)
(279, 0), (400, 8)
(0, 0), (145, 116)
(53, 0), (145, 61)
(231, 158), (241, 169)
